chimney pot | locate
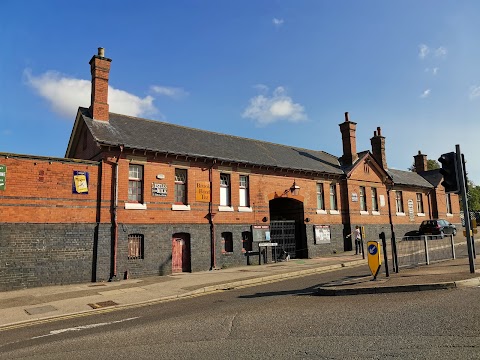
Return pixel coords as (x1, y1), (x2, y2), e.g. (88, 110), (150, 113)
(98, 47), (105, 57)
(345, 112), (349, 122)
(370, 126), (387, 169)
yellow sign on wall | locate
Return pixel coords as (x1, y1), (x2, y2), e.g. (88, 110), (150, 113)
(367, 241), (382, 278)
(196, 181), (211, 202)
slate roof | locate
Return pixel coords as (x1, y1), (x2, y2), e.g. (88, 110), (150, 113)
(79, 108), (344, 175)
(388, 168), (434, 188)
(418, 169), (442, 187)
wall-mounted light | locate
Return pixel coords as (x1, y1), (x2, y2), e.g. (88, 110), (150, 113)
(290, 180), (300, 196)
(305, 218), (310, 223)
(262, 216), (268, 222)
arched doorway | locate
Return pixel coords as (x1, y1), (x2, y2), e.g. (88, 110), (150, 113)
(172, 233), (191, 273)
(269, 198), (307, 259)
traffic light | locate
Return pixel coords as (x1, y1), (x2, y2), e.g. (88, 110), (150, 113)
(438, 152), (459, 194)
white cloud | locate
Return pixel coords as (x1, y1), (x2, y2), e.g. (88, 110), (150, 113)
(418, 44), (430, 59)
(435, 46), (447, 58)
(24, 69), (157, 119)
(420, 89), (431, 98)
(418, 44), (447, 59)
(150, 85), (188, 99)
(272, 18), (284, 26)
(469, 85), (480, 100)
(425, 67), (439, 75)
(242, 86), (307, 126)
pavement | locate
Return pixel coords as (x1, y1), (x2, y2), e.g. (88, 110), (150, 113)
(1, 251), (479, 330)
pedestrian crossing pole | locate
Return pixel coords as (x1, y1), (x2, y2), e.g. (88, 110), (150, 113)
(456, 145), (475, 273)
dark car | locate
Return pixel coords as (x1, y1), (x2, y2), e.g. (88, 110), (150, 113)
(419, 219), (457, 237)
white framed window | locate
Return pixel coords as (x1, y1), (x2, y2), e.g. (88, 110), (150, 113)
(395, 191), (404, 213)
(128, 164), (143, 203)
(175, 168), (187, 204)
(220, 173), (231, 206)
(330, 183), (338, 211)
(446, 193), (452, 214)
(359, 186), (367, 211)
(416, 193), (424, 214)
(371, 187), (378, 212)
(239, 175), (249, 207)
(317, 183), (325, 210)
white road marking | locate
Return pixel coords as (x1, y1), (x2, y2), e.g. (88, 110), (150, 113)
(30, 317), (140, 339)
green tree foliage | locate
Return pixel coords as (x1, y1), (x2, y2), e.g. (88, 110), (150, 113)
(467, 180), (480, 211)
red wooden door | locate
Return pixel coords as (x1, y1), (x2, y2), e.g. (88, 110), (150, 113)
(172, 234), (191, 273)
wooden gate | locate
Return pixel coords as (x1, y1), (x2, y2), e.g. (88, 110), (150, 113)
(172, 233), (191, 273)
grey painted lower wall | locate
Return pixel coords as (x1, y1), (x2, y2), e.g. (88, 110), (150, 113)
(116, 223), (211, 278)
(306, 224), (345, 258)
(1, 221), (434, 292)
(0, 223), (103, 291)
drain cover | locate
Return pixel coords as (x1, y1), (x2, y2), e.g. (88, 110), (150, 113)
(87, 300), (119, 309)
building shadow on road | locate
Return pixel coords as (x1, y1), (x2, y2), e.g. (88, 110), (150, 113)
(237, 274), (371, 299)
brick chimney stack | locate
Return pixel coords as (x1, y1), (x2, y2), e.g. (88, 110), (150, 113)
(370, 126), (387, 169)
(339, 112), (358, 166)
(89, 47), (112, 121)
(414, 150), (427, 172)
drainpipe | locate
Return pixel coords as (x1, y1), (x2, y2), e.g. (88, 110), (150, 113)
(386, 186), (395, 238)
(209, 160), (216, 270)
(110, 145), (123, 281)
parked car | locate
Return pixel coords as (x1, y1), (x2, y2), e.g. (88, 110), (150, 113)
(419, 219), (457, 237)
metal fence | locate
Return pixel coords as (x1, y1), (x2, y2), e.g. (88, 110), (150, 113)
(394, 234), (469, 269)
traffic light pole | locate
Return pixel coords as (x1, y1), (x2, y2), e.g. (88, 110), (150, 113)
(456, 145), (475, 273)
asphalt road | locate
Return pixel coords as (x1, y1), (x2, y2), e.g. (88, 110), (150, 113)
(1, 265), (479, 359)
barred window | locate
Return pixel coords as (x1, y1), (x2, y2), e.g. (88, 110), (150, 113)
(128, 234), (144, 259)
(222, 232), (233, 253)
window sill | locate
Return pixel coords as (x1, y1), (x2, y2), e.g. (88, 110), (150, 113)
(125, 203), (147, 210)
(396, 212), (406, 216)
(372, 211), (380, 216)
(360, 211), (369, 215)
(172, 204), (191, 211)
(329, 210), (340, 215)
(447, 213), (453, 217)
(218, 206), (234, 212)
(238, 207), (253, 212)
(417, 213), (426, 217)
(316, 209), (327, 215)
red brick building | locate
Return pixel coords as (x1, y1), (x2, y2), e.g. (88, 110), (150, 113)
(0, 48), (460, 291)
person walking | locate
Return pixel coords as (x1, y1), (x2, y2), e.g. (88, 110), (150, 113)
(354, 226), (362, 255)
(347, 226), (363, 255)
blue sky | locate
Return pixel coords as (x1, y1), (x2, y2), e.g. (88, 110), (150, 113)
(1, 1), (480, 184)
